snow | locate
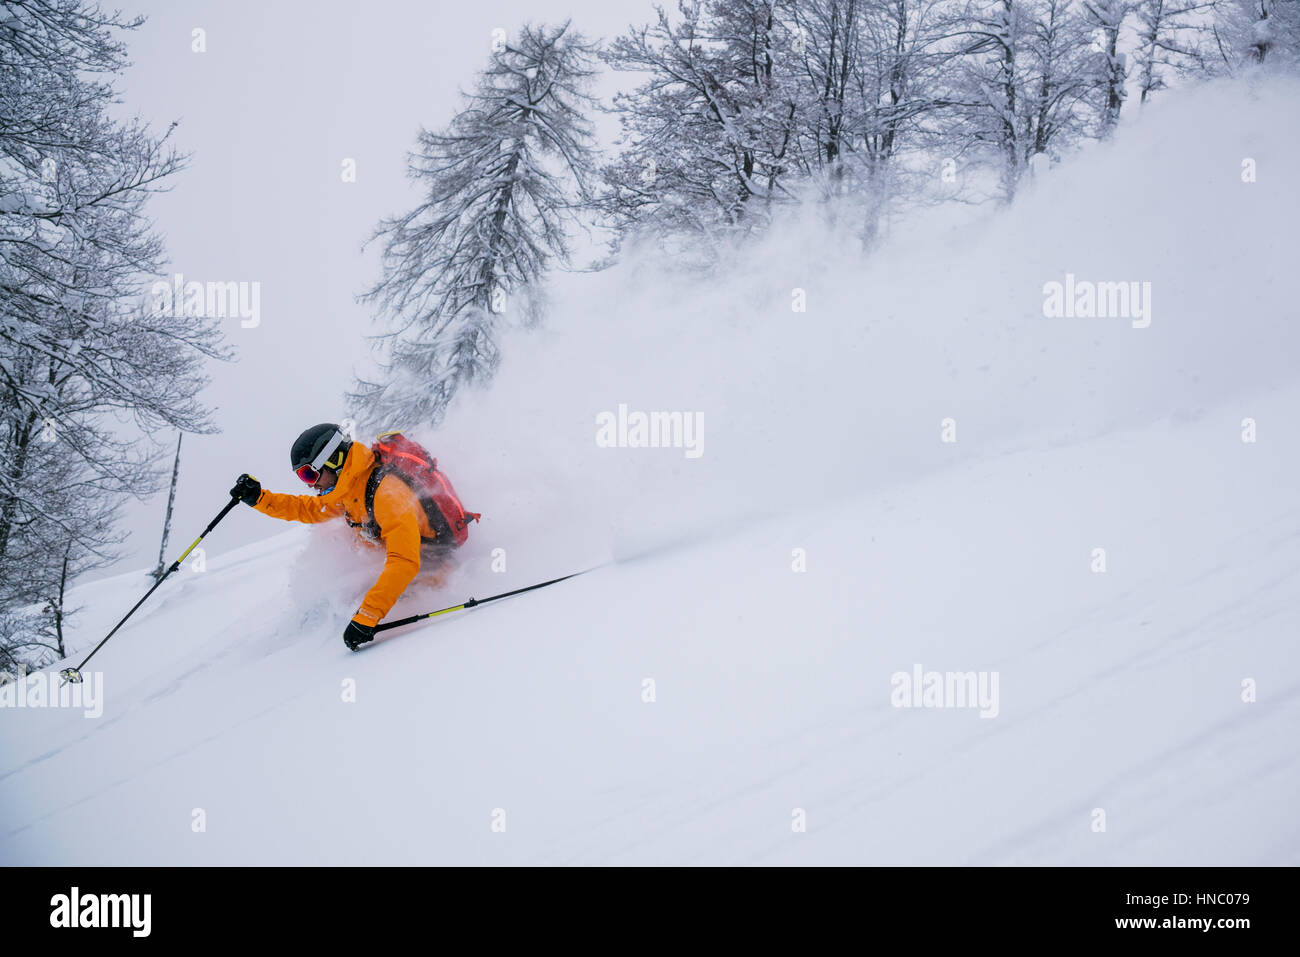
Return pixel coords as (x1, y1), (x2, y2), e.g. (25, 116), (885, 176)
(1, 77), (1298, 864)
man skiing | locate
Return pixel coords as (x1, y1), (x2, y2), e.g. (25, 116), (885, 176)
(229, 423), (477, 651)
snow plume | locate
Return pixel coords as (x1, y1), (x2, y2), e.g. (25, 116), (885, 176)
(285, 522), (384, 630)
(283, 514), (467, 629)
(416, 76), (1300, 574)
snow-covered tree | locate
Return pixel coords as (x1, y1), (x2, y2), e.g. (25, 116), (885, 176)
(1026, 0), (1105, 147)
(782, 0), (866, 193)
(603, 0), (955, 246)
(1082, 0), (1132, 133)
(941, 0), (1099, 200)
(0, 442), (118, 670)
(600, 1), (801, 248)
(0, 1), (225, 669)
(354, 22), (599, 429)
(790, 0), (956, 239)
(1132, 0), (1220, 103)
(941, 0), (1025, 200)
(1212, 0), (1300, 68)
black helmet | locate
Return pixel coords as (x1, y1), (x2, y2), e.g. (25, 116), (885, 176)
(290, 423), (352, 485)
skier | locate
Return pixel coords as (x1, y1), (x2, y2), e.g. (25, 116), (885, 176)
(229, 423), (477, 650)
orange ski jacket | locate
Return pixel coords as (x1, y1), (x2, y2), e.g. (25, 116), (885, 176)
(252, 443), (437, 627)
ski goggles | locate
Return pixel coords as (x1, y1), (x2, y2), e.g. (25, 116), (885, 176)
(294, 429), (347, 485)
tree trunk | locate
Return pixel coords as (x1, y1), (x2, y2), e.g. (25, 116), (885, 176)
(0, 407), (40, 566)
(152, 432), (183, 582)
(54, 537), (72, 658)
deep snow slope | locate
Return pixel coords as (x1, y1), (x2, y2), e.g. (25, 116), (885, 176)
(1, 78), (1298, 864)
(1, 386), (1296, 865)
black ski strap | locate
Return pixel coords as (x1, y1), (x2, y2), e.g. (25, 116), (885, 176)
(363, 463), (452, 546)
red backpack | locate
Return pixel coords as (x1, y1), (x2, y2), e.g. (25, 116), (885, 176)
(360, 431), (480, 547)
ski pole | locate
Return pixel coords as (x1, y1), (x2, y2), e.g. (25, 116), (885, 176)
(373, 568), (597, 634)
(60, 496), (241, 684)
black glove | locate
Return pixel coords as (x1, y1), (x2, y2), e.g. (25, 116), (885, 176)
(343, 619), (376, 651)
(230, 473), (261, 506)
